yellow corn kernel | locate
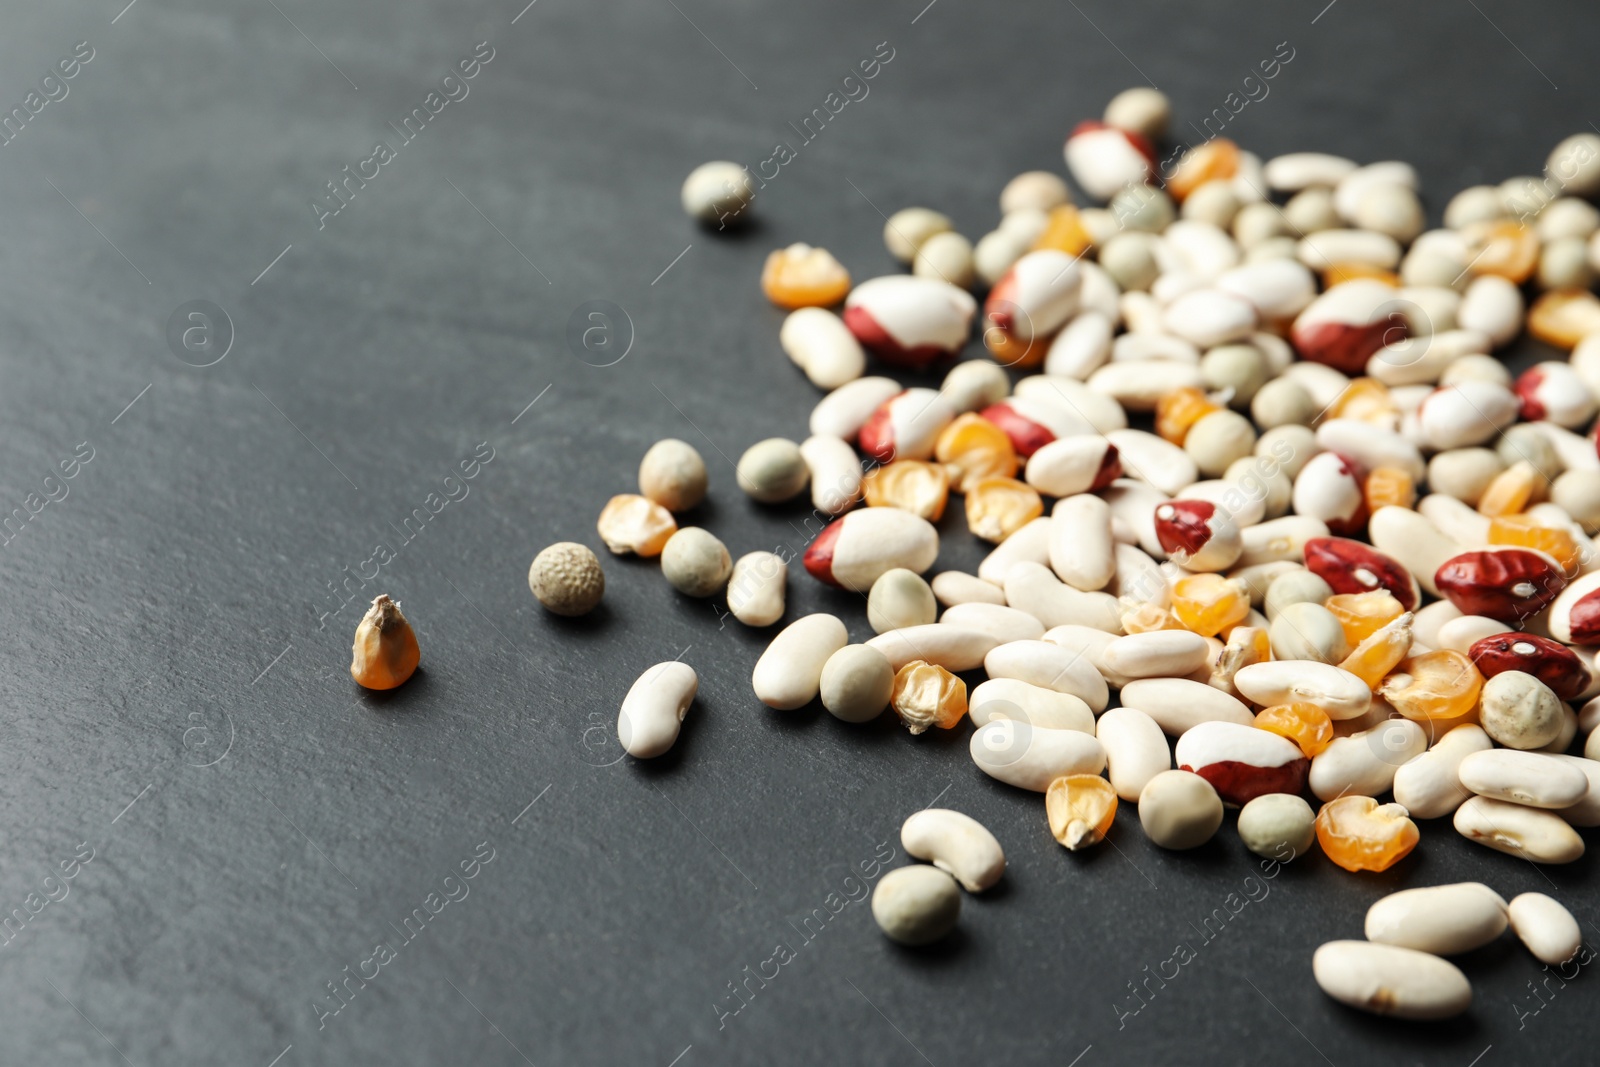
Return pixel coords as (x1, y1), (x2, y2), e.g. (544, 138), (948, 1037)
(863, 461), (950, 521)
(965, 477), (1043, 542)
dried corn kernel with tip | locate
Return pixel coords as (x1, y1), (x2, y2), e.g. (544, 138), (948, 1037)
(597, 494), (677, 557)
(862, 461), (950, 522)
(350, 594), (420, 691)
(1325, 591), (1404, 646)
(1364, 466), (1416, 512)
(1477, 461), (1540, 518)
(890, 660), (967, 735)
(760, 243), (851, 309)
(1339, 612), (1414, 689)
(1528, 290), (1600, 350)
(1167, 139), (1239, 201)
(1325, 378), (1397, 426)
(1155, 387), (1220, 445)
(1379, 650), (1483, 721)
(1170, 573), (1249, 638)
(1046, 774), (1118, 850)
(1121, 600), (1182, 634)
(1255, 703), (1334, 758)
(1316, 796), (1419, 873)
(1323, 264), (1400, 289)
(1212, 625), (1270, 692)
(1489, 514), (1581, 572)
(1031, 204), (1093, 256)
(966, 477), (1043, 543)
(1461, 220), (1539, 283)
(935, 413), (1018, 493)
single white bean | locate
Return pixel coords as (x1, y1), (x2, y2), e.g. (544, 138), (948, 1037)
(1309, 719), (1427, 800)
(900, 809), (1006, 892)
(1453, 797), (1585, 864)
(1102, 631), (1210, 679)
(983, 640), (1109, 711)
(1364, 882), (1508, 955)
(726, 551), (788, 627)
(1312, 941), (1472, 1020)
(1233, 660), (1371, 719)
(799, 434), (863, 516)
(978, 516), (1053, 585)
(1119, 678), (1254, 735)
(618, 661), (698, 758)
(969, 678), (1095, 734)
(1458, 749), (1591, 809)
(1507, 893), (1583, 965)
(752, 614), (848, 710)
(1003, 562), (1124, 634)
(969, 720), (1106, 791)
(866, 625), (999, 673)
(931, 570), (1007, 607)
(939, 602), (1046, 645)
(1392, 724), (1492, 819)
(1050, 494), (1116, 591)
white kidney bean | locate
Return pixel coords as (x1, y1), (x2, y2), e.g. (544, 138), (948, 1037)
(900, 809), (1006, 893)
(1334, 161), (1420, 219)
(1087, 360), (1206, 410)
(1095, 706), (1171, 801)
(1162, 288), (1258, 348)
(1368, 328), (1491, 387)
(1456, 274), (1523, 347)
(969, 719), (1106, 791)
(1234, 661), (1371, 719)
(1043, 311), (1114, 378)
(1553, 755), (1600, 826)
(1215, 259), (1317, 321)
(983, 639), (1109, 711)
(1040, 624), (1122, 681)
(1364, 882), (1508, 956)
(1454, 796), (1585, 864)
(1312, 941), (1472, 1020)
(752, 613), (848, 710)
(1109, 543), (1169, 603)
(1002, 562), (1124, 634)
(1309, 719), (1427, 800)
(978, 516), (1054, 585)
(818, 644), (894, 723)
(969, 677), (1094, 734)
(1120, 678), (1254, 735)
(939, 359), (1010, 414)
(799, 434), (863, 516)
(618, 661), (698, 758)
(1112, 332), (1200, 363)
(1104, 429), (1199, 495)
(931, 570), (1007, 607)
(1025, 436), (1122, 497)
(780, 307), (866, 390)
(1415, 493), (1491, 547)
(1103, 479), (1170, 559)
(1315, 420), (1424, 482)
(813, 508), (939, 592)
(727, 551), (788, 627)
(872, 865), (960, 945)
(940, 602), (1046, 645)
(809, 376), (902, 441)
(1050, 494), (1116, 591)
(1508, 893), (1583, 965)
(1264, 151), (1357, 191)
(1138, 770), (1224, 849)
(1238, 515), (1330, 567)
(1064, 123), (1154, 199)
(1010, 376), (1129, 432)
(681, 161), (753, 223)
(914, 231), (975, 288)
(1434, 614), (1509, 653)
(1368, 506), (1460, 597)
(1391, 724), (1492, 820)
(1458, 749), (1590, 809)
(866, 625), (998, 673)
(1102, 631), (1210, 679)
(1417, 381), (1520, 449)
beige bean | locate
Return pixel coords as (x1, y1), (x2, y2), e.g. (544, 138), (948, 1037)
(1392, 724), (1492, 819)
(1458, 749), (1591, 809)
(1003, 562), (1124, 634)
(1233, 661), (1371, 719)
(1096, 706), (1172, 801)
(727, 551), (788, 627)
(978, 516), (1053, 585)
(752, 614), (848, 710)
(618, 661), (698, 759)
(983, 640), (1109, 711)
(969, 678), (1095, 734)
(1312, 941), (1472, 1020)
(969, 720), (1106, 791)
(931, 570), (1007, 607)
(1119, 678), (1254, 735)
(1050, 494), (1115, 590)
(1364, 883), (1508, 955)
(1454, 797), (1585, 864)
(939, 602), (1046, 645)
(900, 809), (1005, 892)
(1102, 631), (1210, 679)
(1508, 893), (1583, 965)
(1309, 719), (1427, 800)
(866, 625), (999, 673)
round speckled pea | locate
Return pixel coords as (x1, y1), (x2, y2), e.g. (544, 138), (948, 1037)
(1479, 671), (1565, 750)
(1237, 793), (1317, 862)
(1109, 184), (1176, 233)
(1250, 377), (1318, 430)
(872, 865), (960, 945)
(1099, 231), (1162, 292)
(736, 438), (809, 503)
(1270, 602), (1348, 664)
(1201, 344), (1268, 406)
(884, 208), (952, 263)
(528, 542), (606, 616)
(1185, 409), (1257, 477)
(660, 528), (732, 598)
(819, 644), (895, 723)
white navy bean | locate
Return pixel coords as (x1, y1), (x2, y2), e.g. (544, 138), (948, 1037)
(1103, 479), (1170, 559)
(1315, 420), (1424, 481)
(752, 614), (848, 710)
(1163, 288), (1258, 348)
(1043, 311), (1114, 379)
(1507, 893), (1583, 966)
(1458, 749), (1590, 809)
(1237, 516), (1331, 567)
(969, 678), (1095, 734)
(809, 376), (902, 441)
(969, 719), (1106, 791)
(940, 602), (1046, 645)
(1111, 330), (1200, 364)
(781, 308), (866, 390)
(1454, 797), (1585, 864)
(1119, 678), (1254, 735)
(866, 625), (999, 673)
(1050, 494), (1115, 591)
(1104, 429), (1198, 495)
(1002, 561), (1124, 634)
(799, 434), (863, 516)
(618, 661), (698, 759)
(1087, 360), (1205, 410)
(1096, 706), (1172, 801)
(1010, 376), (1130, 432)
(1102, 631), (1210, 679)
(939, 360), (1010, 414)
(1215, 259), (1317, 321)
(1456, 274), (1523, 348)
(978, 516), (1054, 585)
(1334, 161), (1420, 220)
(1364, 883), (1508, 956)
(1264, 152), (1357, 192)
(900, 809), (1005, 893)
(1297, 229), (1402, 271)
(931, 570), (1007, 607)
(984, 640), (1109, 711)
(1392, 724), (1492, 820)
(727, 551), (788, 627)
(1309, 719), (1427, 800)
(1313, 941), (1472, 1020)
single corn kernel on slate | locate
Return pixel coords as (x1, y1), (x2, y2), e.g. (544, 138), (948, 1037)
(1046, 774), (1117, 850)
(862, 460), (950, 521)
(596, 494), (676, 557)
(760, 243), (851, 309)
(1316, 796), (1419, 873)
(890, 660), (967, 734)
(1380, 650), (1484, 721)
(350, 594), (420, 691)
(1255, 703), (1334, 758)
